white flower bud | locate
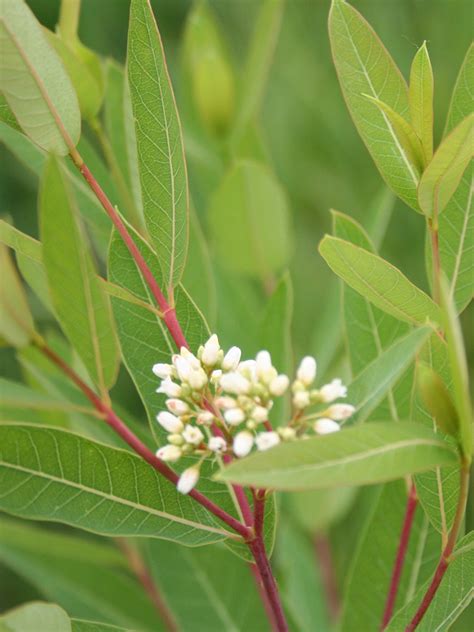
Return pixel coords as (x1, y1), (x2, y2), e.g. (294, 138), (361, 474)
(156, 444), (182, 462)
(168, 433), (184, 446)
(233, 431), (254, 457)
(255, 431), (280, 451)
(297, 356), (317, 386)
(222, 346), (241, 371)
(188, 368), (208, 390)
(211, 369), (222, 384)
(156, 377), (182, 398)
(180, 348), (201, 369)
(319, 378), (347, 403)
(177, 466), (200, 494)
(182, 425), (204, 445)
(201, 334), (220, 366)
(152, 363), (173, 379)
(269, 374), (289, 396)
(166, 399), (190, 415)
(208, 436), (227, 453)
(256, 351), (272, 378)
(174, 355), (192, 382)
(197, 411), (215, 425)
(215, 396), (237, 410)
(252, 405), (269, 423)
(220, 372), (250, 395)
(326, 404), (355, 420)
(156, 411), (184, 433)
(238, 360), (256, 380)
(224, 407), (246, 426)
(314, 418), (341, 435)
(278, 426), (296, 441)
(293, 390), (310, 409)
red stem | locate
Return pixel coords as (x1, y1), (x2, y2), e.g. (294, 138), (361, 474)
(405, 463), (470, 631)
(314, 533), (340, 622)
(250, 563), (279, 629)
(381, 481), (418, 629)
(253, 489), (266, 539)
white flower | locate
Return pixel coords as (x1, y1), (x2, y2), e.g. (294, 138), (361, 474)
(180, 348), (201, 369)
(269, 374), (289, 396)
(224, 407), (246, 426)
(293, 390), (310, 409)
(215, 396), (237, 410)
(201, 334), (220, 366)
(256, 350), (272, 378)
(252, 406), (269, 423)
(177, 466), (200, 494)
(157, 377), (182, 398)
(157, 411), (184, 433)
(166, 399), (189, 415)
(156, 444), (182, 462)
(319, 378), (347, 403)
(188, 368), (208, 390)
(197, 411), (215, 425)
(297, 356), (317, 386)
(326, 404), (355, 420)
(174, 355), (192, 382)
(208, 436), (227, 453)
(255, 431), (280, 451)
(233, 431), (254, 457)
(220, 372), (250, 395)
(182, 425), (204, 445)
(222, 346), (241, 371)
(314, 418), (340, 435)
(152, 363), (173, 379)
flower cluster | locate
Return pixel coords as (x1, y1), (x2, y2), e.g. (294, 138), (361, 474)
(152, 334), (354, 494)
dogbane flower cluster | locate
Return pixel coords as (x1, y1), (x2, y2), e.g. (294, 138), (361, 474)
(152, 334), (354, 494)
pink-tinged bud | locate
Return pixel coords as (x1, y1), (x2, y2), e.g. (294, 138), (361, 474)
(156, 412), (183, 433)
(314, 418), (341, 435)
(166, 399), (189, 415)
(197, 411), (215, 425)
(177, 466), (200, 494)
(152, 363), (173, 379)
(182, 425), (204, 445)
(224, 407), (246, 426)
(222, 346), (241, 371)
(233, 431), (254, 457)
(319, 378), (347, 403)
(269, 374), (289, 396)
(297, 356), (317, 386)
(157, 377), (182, 398)
(255, 431), (280, 451)
(201, 334), (220, 366)
(326, 404), (355, 420)
(208, 436), (227, 453)
(215, 396), (237, 410)
(220, 372), (250, 395)
(156, 444), (182, 462)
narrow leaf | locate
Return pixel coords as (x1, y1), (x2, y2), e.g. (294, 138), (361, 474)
(0, 424), (233, 545)
(409, 42), (434, 162)
(417, 363), (460, 438)
(0, 0), (80, 154)
(40, 157), (119, 395)
(445, 43), (473, 134)
(0, 602), (71, 632)
(418, 114), (473, 219)
(0, 244), (34, 347)
(328, 0), (419, 210)
(319, 235), (441, 325)
(217, 422), (459, 490)
(127, 0), (189, 290)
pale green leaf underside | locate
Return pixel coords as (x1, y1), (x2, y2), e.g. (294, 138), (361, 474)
(0, 0), (80, 154)
(127, 0), (188, 290)
(328, 0), (420, 210)
(319, 236), (441, 325)
(41, 158), (119, 394)
(0, 602), (71, 632)
(217, 422), (458, 490)
(0, 424), (232, 545)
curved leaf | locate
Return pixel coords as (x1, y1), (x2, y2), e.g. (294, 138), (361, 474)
(409, 42), (434, 163)
(0, 244), (34, 347)
(0, 602), (71, 632)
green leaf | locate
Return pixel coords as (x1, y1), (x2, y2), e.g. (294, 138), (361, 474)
(365, 188), (397, 250)
(217, 422), (459, 490)
(363, 94), (424, 172)
(0, 424), (233, 545)
(441, 277), (473, 458)
(0, 0), (80, 154)
(0, 92), (21, 131)
(445, 43), (473, 134)
(207, 160), (293, 281)
(0, 519), (161, 631)
(340, 481), (441, 632)
(319, 235), (441, 325)
(347, 326), (431, 424)
(0, 244), (34, 347)
(386, 532), (474, 631)
(0, 602), (71, 632)
(328, 0), (419, 210)
(409, 42), (434, 162)
(418, 114), (473, 219)
(71, 622), (132, 632)
(146, 539), (268, 631)
(417, 363), (459, 438)
(40, 157), (119, 395)
(127, 0), (189, 291)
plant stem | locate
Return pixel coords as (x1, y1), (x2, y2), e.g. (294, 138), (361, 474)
(314, 533), (340, 622)
(116, 539), (179, 632)
(58, 0), (81, 42)
(253, 489), (266, 539)
(381, 481), (418, 629)
(428, 217), (441, 304)
(405, 461), (470, 632)
(35, 338), (250, 541)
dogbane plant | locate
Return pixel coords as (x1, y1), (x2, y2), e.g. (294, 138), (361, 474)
(0, 0), (472, 631)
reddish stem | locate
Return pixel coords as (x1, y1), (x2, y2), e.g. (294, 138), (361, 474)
(405, 463), (470, 631)
(250, 562), (279, 630)
(381, 481), (418, 629)
(253, 489), (266, 539)
(314, 533), (340, 622)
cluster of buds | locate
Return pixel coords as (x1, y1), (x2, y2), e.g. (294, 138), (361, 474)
(152, 334), (354, 494)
